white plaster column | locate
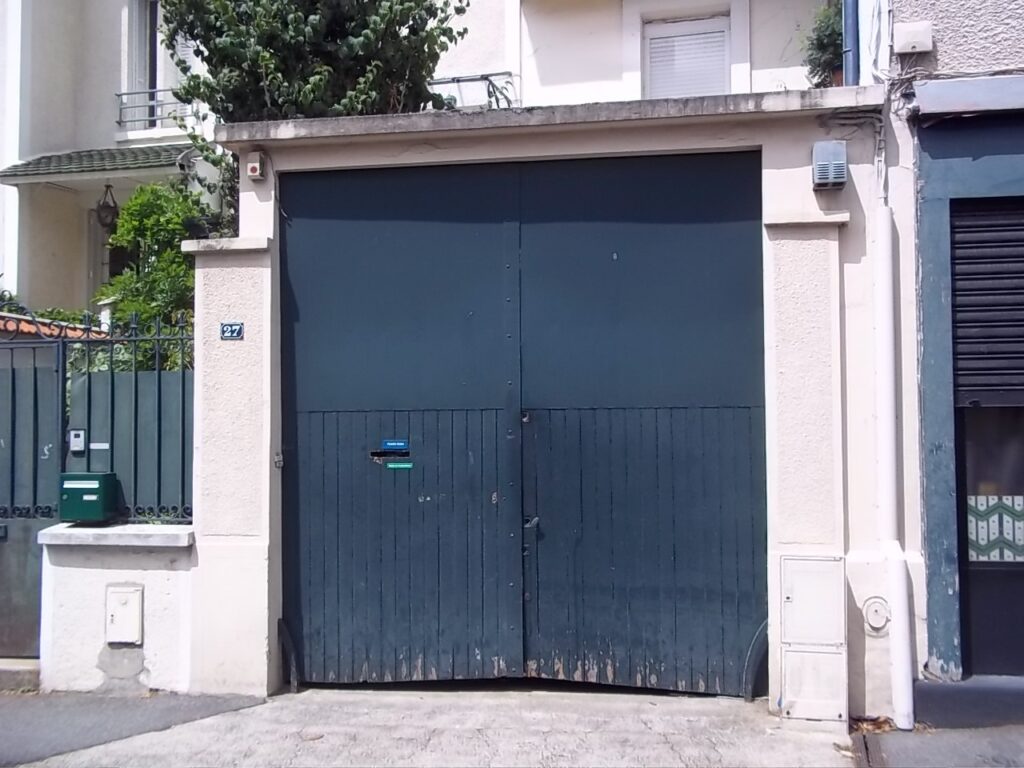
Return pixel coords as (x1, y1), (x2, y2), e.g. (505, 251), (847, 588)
(2, 0), (23, 295)
(185, 168), (281, 695)
(763, 213), (849, 722)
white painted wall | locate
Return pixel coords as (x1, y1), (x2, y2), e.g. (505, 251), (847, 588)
(517, 0), (817, 107)
(75, 0), (135, 150)
(17, 184), (88, 309)
(40, 541), (195, 693)
(17, 0), (182, 153)
(520, 0), (624, 105)
(0, 0), (16, 294)
(749, 0), (817, 91)
(20, 0), (80, 158)
(1, 0), (180, 305)
(436, 1), (510, 79)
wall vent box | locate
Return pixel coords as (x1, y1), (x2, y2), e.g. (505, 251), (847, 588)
(893, 21), (934, 54)
(59, 472), (119, 523)
(812, 140), (848, 190)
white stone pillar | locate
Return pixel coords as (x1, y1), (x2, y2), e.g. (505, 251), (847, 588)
(184, 167), (281, 694)
(763, 212), (850, 722)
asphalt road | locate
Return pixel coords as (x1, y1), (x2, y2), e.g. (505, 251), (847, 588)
(857, 726), (1024, 768)
(0, 691), (261, 767)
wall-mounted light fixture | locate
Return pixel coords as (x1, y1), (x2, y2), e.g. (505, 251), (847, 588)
(95, 185), (120, 229)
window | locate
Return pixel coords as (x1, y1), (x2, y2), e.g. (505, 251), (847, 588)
(128, 0), (160, 94)
(643, 17), (730, 99)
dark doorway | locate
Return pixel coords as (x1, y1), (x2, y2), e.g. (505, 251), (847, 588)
(952, 197), (1024, 676)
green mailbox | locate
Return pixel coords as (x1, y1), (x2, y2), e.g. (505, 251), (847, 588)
(59, 473), (119, 523)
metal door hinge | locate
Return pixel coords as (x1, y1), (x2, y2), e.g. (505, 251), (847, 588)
(274, 453), (284, 469)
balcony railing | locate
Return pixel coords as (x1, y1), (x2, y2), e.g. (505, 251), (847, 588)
(116, 88), (186, 130)
(429, 71), (517, 109)
(116, 73), (516, 129)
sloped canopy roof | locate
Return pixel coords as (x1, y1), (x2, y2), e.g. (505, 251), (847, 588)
(0, 144), (191, 181)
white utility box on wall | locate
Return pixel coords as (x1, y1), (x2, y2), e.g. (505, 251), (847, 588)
(893, 21), (934, 54)
(780, 556), (848, 721)
(105, 584), (143, 645)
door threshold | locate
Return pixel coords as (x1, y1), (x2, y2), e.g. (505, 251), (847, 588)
(0, 658), (39, 691)
(915, 675), (1024, 728)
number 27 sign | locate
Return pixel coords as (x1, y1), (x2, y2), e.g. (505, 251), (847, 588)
(220, 322), (244, 341)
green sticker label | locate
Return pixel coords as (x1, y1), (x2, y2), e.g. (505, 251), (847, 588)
(386, 462), (414, 470)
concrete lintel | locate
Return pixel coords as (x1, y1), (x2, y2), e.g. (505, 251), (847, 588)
(183, 237), (271, 255)
(764, 210), (851, 227)
(38, 523), (195, 548)
(915, 75), (1024, 116)
(216, 87), (886, 148)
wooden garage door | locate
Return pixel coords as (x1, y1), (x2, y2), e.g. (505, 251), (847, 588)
(280, 153), (767, 694)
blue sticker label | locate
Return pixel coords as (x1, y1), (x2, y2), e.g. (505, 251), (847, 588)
(382, 439), (409, 451)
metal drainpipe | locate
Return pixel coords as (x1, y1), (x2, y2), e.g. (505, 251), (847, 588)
(843, 0), (860, 85)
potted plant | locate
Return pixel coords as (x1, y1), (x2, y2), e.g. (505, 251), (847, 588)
(805, 1), (844, 87)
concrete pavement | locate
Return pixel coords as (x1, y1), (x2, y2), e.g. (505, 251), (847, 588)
(16, 688), (853, 768)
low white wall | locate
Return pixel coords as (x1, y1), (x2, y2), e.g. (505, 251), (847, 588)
(39, 526), (195, 694)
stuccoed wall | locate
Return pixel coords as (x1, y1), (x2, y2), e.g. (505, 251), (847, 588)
(892, 0), (1024, 73)
(39, 539), (195, 693)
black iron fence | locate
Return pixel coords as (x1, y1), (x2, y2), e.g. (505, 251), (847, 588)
(0, 294), (193, 523)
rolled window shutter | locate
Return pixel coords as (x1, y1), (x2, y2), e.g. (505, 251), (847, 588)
(646, 29), (728, 99)
(175, 36), (197, 79)
(952, 198), (1024, 405)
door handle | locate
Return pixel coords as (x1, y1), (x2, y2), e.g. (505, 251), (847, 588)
(523, 516), (539, 529)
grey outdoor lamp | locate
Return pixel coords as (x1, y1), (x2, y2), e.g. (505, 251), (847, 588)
(95, 184), (120, 229)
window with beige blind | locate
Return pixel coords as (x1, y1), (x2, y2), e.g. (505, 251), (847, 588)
(643, 17), (731, 99)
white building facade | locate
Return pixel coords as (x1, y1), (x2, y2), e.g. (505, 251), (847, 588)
(0, 0), (197, 311)
(17, 0), (1024, 730)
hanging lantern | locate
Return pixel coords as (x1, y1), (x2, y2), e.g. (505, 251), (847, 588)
(95, 185), (120, 229)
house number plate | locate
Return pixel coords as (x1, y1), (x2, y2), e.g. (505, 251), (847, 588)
(220, 322), (244, 340)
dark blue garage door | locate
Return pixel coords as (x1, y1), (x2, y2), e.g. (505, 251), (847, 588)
(280, 153), (767, 694)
